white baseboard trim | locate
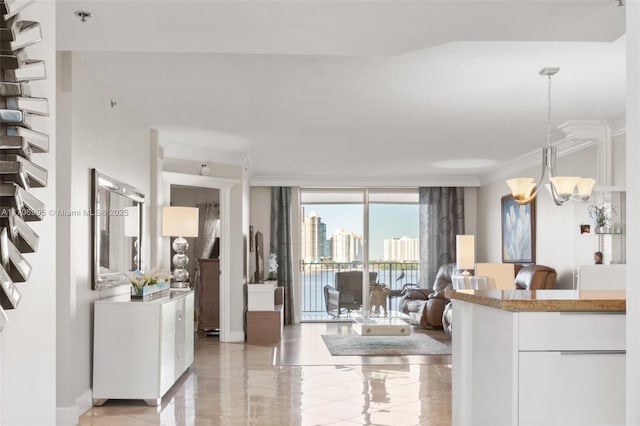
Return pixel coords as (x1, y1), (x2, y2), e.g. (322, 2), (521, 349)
(56, 389), (93, 426)
(223, 331), (245, 342)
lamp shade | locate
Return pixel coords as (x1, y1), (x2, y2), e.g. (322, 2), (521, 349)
(550, 176), (580, 197)
(124, 205), (139, 237)
(456, 235), (475, 271)
(576, 178), (596, 200)
(506, 178), (535, 201)
(162, 206), (199, 237)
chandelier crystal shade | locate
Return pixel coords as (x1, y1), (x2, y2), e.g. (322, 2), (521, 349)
(506, 68), (596, 206)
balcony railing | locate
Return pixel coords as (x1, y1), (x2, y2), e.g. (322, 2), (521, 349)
(300, 261), (420, 313)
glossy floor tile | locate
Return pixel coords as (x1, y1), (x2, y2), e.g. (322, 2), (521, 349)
(79, 323), (452, 426)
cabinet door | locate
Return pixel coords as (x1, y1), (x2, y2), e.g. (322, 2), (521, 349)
(159, 300), (176, 396)
(519, 351), (625, 426)
(199, 259), (219, 330)
(184, 292), (195, 368)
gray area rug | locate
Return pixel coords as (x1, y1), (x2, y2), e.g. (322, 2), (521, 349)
(321, 333), (451, 356)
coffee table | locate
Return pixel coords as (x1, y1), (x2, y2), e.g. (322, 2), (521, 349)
(351, 311), (412, 336)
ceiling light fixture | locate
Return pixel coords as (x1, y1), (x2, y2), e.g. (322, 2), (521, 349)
(74, 10), (92, 23)
(506, 68), (595, 206)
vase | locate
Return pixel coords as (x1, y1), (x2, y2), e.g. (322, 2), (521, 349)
(595, 226), (610, 234)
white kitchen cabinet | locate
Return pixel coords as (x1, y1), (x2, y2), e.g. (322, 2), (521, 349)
(451, 290), (626, 426)
(93, 291), (195, 406)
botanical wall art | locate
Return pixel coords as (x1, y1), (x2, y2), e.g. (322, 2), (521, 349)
(0, 1), (49, 331)
(501, 194), (536, 264)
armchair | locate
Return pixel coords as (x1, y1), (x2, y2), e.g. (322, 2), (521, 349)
(324, 271), (377, 318)
(399, 263), (459, 328)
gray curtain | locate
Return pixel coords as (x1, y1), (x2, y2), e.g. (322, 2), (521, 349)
(270, 187), (295, 325)
(419, 187), (465, 289)
(194, 203), (219, 312)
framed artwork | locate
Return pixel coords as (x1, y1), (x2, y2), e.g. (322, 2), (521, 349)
(501, 194), (536, 263)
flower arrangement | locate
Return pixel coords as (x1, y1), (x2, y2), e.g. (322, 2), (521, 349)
(588, 203), (614, 229)
(267, 253), (278, 280)
(128, 269), (172, 296)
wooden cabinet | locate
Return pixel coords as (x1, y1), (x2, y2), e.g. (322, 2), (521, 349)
(92, 291), (195, 406)
(198, 259), (219, 333)
(246, 284), (284, 344)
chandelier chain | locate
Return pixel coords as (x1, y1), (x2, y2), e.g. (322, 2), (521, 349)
(546, 74), (552, 148)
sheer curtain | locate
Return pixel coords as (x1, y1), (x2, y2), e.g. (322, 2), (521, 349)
(419, 187), (465, 289)
(194, 203), (220, 311)
(270, 187), (295, 325)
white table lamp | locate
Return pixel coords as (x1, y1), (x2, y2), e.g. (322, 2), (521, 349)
(456, 235), (475, 276)
(162, 206), (199, 288)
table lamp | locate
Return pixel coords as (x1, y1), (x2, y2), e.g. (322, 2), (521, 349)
(456, 234), (475, 275)
(162, 206), (199, 288)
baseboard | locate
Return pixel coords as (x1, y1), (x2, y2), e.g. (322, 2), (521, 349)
(76, 389), (93, 418)
(56, 389), (93, 426)
(222, 331), (245, 342)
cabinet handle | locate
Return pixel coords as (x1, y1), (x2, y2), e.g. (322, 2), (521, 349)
(178, 315), (183, 321)
(560, 350), (626, 356)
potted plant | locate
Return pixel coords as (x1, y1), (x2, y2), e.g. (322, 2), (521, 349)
(128, 269), (172, 299)
(588, 203), (614, 234)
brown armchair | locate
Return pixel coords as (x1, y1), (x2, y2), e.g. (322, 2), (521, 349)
(514, 264), (557, 290)
(324, 271), (377, 318)
(399, 263), (459, 328)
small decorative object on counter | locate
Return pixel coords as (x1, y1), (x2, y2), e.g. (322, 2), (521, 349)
(129, 269), (172, 300)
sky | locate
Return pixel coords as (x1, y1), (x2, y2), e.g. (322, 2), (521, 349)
(303, 204), (419, 260)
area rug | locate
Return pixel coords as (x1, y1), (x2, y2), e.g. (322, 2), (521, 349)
(321, 333), (451, 356)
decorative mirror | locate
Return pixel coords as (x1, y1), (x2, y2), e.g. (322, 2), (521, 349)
(0, 1), (49, 330)
(91, 169), (144, 290)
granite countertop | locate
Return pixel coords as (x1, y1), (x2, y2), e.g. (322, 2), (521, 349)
(445, 289), (626, 312)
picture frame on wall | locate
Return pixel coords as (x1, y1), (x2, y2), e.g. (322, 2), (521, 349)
(501, 194), (536, 263)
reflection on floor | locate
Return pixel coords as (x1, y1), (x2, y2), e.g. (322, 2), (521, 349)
(79, 323), (452, 425)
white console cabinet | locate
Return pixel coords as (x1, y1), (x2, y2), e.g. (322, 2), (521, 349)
(93, 291), (194, 406)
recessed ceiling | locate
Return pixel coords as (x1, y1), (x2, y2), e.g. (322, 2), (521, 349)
(56, 1), (626, 185)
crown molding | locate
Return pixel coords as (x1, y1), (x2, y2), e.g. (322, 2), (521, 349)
(250, 173), (481, 188)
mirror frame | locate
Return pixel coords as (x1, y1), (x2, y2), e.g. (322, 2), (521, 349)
(91, 169), (145, 290)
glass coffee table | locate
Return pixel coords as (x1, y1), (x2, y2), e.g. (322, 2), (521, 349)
(351, 311), (412, 336)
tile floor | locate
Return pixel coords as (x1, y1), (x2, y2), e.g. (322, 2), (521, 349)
(79, 323), (452, 425)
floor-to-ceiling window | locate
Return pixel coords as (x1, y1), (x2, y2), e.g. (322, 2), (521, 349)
(300, 188), (418, 320)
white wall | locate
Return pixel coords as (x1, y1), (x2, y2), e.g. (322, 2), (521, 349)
(56, 52), (151, 424)
(477, 141), (625, 290)
(0, 2), (57, 424)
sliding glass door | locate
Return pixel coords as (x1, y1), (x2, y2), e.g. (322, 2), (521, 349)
(300, 188), (418, 318)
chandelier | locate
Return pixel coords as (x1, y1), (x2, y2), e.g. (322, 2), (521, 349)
(506, 68), (595, 206)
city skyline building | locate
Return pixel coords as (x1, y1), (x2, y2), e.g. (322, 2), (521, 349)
(332, 228), (363, 263)
(303, 211), (322, 262)
(383, 236), (419, 262)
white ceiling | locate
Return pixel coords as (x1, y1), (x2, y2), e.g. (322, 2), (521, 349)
(56, 1), (626, 186)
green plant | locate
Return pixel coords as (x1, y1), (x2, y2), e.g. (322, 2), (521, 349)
(588, 203), (614, 228)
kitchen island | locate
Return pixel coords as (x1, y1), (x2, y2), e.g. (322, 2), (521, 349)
(447, 289), (625, 426)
